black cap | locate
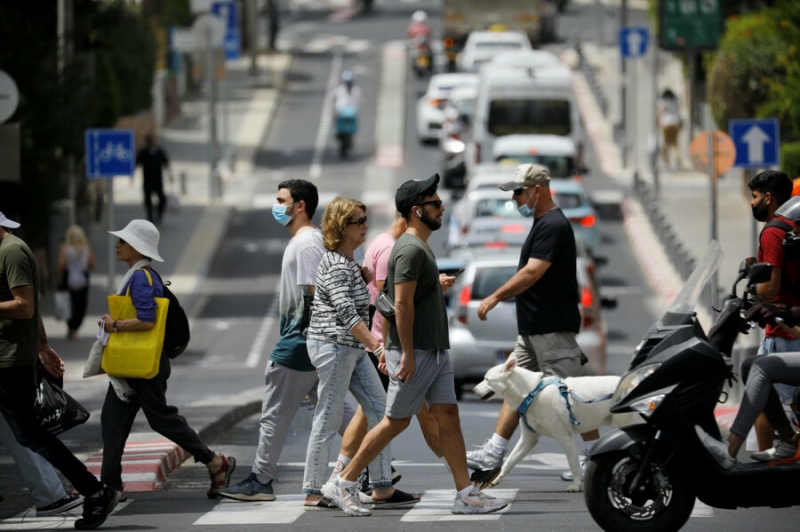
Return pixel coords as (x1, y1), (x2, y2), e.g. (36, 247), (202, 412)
(395, 173), (440, 215)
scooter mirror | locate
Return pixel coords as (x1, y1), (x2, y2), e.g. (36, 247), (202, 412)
(738, 257), (757, 275)
(747, 262), (772, 284)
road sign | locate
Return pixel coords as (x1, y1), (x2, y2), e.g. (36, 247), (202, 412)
(212, 1), (240, 60)
(660, 0), (722, 51)
(619, 27), (649, 58)
(689, 130), (736, 175)
(85, 129), (135, 179)
(729, 118), (780, 168)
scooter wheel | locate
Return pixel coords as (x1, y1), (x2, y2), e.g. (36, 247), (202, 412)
(584, 451), (695, 532)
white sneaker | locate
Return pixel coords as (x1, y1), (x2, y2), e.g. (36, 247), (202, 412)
(695, 426), (735, 470)
(452, 488), (509, 514)
(466, 440), (505, 470)
(560, 450), (589, 481)
(751, 440), (800, 463)
(321, 478), (373, 517)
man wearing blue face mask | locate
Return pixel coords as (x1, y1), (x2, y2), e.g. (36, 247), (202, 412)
(220, 179), (356, 503)
(466, 163), (587, 484)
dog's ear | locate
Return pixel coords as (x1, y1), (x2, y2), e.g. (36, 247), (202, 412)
(505, 357), (517, 372)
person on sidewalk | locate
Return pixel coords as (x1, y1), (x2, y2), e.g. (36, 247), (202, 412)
(322, 174), (509, 516)
(0, 403), (84, 516)
(0, 210), (120, 530)
(220, 180), (355, 504)
(136, 133), (173, 225)
(748, 169), (800, 451)
(657, 88), (682, 170)
(466, 164), (596, 484)
(98, 219), (235, 501)
(302, 197), (418, 509)
(57, 225), (96, 340)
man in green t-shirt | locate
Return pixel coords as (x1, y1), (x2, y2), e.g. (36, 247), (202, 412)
(322, 174), (509, 516)
(0, 211), (120, 529)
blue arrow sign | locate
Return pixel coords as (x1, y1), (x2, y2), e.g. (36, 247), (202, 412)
(212, 1), (240, 60)
(85, 129), (135, 179)
(729, 118), (780, 168)
(619, 27), (649, 58)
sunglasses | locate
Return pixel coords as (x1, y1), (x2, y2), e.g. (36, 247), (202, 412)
(347, 216), (368, 227)
(416, 199), (443, 209)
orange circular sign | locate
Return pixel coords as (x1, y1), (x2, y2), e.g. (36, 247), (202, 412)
(689, 130), (737, 175)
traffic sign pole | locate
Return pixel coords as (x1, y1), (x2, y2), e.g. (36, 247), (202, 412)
(107, 184), (116, 296)
(708, 131), (718, 309)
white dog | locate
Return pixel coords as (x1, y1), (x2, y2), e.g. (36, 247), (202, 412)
(472, 358), (642, 492)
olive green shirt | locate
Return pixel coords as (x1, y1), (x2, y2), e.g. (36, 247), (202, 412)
(0, 234), (39, 368)
(386, 233), (449, 351)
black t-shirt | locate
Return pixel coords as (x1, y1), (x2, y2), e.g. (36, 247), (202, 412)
(516, 208), (580, 335)
(136, 146), (169, 185)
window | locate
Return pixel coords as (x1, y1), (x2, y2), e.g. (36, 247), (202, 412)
(496, 155), (578, 177)
(488, 99), (571, 137)
(474, 199), (522, 218)
(472, 266), (518, 300)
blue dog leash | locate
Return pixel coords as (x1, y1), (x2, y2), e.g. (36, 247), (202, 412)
(516, 377), (614, 433)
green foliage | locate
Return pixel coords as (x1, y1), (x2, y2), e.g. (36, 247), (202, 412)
(781, 141), (800, 178)
(706, 11), (787, 133)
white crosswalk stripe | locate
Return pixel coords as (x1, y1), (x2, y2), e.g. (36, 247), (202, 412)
(400, 489), (516, 522)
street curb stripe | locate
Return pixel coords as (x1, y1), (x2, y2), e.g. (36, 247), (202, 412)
(84, 440), (189, 492)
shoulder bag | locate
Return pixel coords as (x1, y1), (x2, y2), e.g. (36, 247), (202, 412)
(102, 269), (168, 379)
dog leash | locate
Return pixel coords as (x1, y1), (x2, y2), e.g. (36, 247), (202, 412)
(516, 377), (580, 432)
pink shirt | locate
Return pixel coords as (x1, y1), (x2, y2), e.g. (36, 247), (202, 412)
(363, 232), (397, 343)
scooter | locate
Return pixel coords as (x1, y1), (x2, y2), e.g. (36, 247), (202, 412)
(335, 105), (358, 159)
(584, 240), (800, 532)
(410, 35), (433, 78)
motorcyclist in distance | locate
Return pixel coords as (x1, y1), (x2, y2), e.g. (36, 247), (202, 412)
(332, 70), (361, 114)
(407, 10), (432, 41)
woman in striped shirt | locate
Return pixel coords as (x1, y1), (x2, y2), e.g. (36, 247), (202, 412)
(302, 197), (417, 510)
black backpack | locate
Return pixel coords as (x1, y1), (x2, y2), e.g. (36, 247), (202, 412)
(149, 270), (191, 358)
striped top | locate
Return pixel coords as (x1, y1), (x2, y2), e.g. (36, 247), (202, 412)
(307, 251), (370, 348)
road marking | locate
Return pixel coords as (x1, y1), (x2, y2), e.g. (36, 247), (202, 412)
(401, 489), (516, 521)
(309, 52), (342, 179)
(0, 501), (132, 530)
(195, 495), (307, 525)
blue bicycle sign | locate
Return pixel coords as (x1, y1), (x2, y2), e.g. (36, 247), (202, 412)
(85, 129), (135, 178)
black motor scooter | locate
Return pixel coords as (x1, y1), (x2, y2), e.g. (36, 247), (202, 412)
(584, 240), (800, 532)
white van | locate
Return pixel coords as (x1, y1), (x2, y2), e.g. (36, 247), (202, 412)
(466, 64), (583, 174)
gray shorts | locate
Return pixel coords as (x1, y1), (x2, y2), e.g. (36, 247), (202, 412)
(513, 332), (582, 377)
(384, 349), (457, 419)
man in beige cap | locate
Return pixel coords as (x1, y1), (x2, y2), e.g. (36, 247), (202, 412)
(0, 211), (121, 529)
(464, 163), (592, 484)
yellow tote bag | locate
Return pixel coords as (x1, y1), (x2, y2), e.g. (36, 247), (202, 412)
(102, 269), (169, 379)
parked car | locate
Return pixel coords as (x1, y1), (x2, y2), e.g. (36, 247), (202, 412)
(443, 237), (611, 399)
(416, 73), (479, 143)
(456, 30), (532, 72)
(491, 134), (587, 178)
(447, 178), (600, 255)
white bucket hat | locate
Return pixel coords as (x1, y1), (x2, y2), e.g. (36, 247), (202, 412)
(109, 219), (164, 262)
(0, 211), (20, 229)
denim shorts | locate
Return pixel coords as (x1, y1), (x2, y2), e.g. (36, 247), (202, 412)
(384, 349), (456, 419)
(513, 332), (582, 378)
(758, 336), (800, 403)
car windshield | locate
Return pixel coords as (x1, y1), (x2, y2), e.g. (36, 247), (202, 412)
(488, 99), (571, 136)
(471, 265), (519, 300)
(667, 239), (723, 315)
(496, 155), (577, 176)
(474, 198), (522, 218)
(475, 41), (525, 50)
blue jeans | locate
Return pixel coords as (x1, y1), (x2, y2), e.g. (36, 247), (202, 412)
(0, 414), (65, 507)
(302, 340), (391, 494)
(758, 336), (800, 403)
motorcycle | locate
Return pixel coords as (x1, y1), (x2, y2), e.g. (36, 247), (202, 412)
(584, 240), (800, 532)
(335, 105), (358, 159)
(410, 35), (433, 78)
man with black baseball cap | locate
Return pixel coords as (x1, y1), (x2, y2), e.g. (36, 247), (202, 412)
(1, 211), (121, 528)
(322, 174), (509, 516)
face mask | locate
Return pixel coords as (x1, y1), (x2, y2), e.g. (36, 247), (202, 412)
(272, 202), (294, 226)
(752, 198), (769, 222)
(517, 191), (538, 218)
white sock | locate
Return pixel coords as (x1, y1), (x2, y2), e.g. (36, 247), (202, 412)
(333, 454), (352, 475)
(489, 433), (509, 455)
(458, 485), (475, 498)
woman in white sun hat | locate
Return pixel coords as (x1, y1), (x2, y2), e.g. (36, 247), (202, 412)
(97, 219), (236, 500)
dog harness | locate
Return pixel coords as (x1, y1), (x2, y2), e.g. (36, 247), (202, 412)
(516, 378), (615, 433)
